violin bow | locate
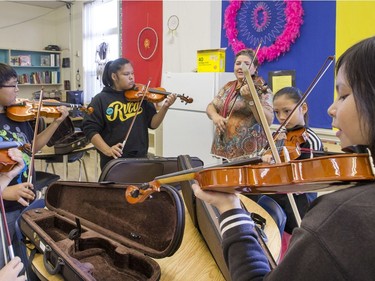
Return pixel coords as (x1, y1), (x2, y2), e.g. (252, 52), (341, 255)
(271, 56), (335, 143)
(19, 88), (44, 206)
(0, 191), (14, 262)
(121, 80), (151, 152)
(241, 62), (302, 227)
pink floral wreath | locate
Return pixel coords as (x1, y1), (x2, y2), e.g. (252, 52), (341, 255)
(224, 0), (303, 64)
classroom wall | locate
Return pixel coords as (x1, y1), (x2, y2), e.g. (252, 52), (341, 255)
(1, 0), (375, 129)
(0, 1), (84, 98)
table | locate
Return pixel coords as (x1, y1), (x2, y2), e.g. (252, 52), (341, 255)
(35, 143), (96, 180)
(29, 195), (281, 280)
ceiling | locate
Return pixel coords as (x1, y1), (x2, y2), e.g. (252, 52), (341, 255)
(12, 1), (71, 9)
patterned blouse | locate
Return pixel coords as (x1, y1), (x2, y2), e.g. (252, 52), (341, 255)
(210, 78), (273, 160)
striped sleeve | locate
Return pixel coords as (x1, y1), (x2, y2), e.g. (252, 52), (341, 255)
(219, 208), (271, 281)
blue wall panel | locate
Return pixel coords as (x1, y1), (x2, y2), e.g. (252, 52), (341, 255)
(221, 1), (336, 129)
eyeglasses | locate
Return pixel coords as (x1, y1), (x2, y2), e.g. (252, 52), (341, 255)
(0, 82), (18, 89)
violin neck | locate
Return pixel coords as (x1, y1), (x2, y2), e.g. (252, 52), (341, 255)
(149, 88), (173, 96)
(155, 171), (196, 185)
(43, 101), (82, 109)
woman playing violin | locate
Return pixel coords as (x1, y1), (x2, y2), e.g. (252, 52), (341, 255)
(207, 49), (274, 161)
(0, 63), (69, 267)
(192, 36), (375, 280)
(264, 86), (324, 236)
(82, 58), (176, 169)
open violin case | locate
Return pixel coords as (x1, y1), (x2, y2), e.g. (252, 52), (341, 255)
(20, 181), (185, 281)
(47, 117), (88, 154)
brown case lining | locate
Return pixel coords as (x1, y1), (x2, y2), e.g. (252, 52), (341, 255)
(20, 181), (185, 281)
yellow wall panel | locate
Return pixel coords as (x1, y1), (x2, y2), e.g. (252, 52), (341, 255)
(336, 1), (375, 58)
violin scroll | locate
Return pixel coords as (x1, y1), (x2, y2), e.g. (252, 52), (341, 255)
(125, 182), (160, 204)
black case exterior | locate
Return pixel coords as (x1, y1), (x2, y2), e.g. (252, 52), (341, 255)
(99, 157), (204, 187)
(47, 118), (88, 154)
(20, 181), (185, 281)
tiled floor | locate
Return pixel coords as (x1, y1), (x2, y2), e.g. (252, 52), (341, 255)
(35, 150), (100, 183)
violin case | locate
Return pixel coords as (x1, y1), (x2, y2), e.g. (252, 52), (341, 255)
(47, 117), (88, 154)
(19, 181), (185, 281)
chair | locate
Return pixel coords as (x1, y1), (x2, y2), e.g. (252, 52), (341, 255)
(34, 171), (60, 198)
(14, 199), (46, 281)
(30, 118), (61, 193)
(257, 195), (287, 236)
(44, 151), (88, 181)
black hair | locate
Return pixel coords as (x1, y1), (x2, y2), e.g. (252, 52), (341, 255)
(274, 86), (308, 125)
(336, 36), (375, 155)
(102, 58), (131, 87)
(0, 63), (17, 86)
(235, 49), (259, 68)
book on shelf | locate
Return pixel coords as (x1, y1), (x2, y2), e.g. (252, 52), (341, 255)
(19, 55), (31, 66)
(40, 55), (50, 66)
(50, 54), (55, 67)
(10, 56), (20, 66)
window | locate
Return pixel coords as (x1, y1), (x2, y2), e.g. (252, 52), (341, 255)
(83, 0), (119, 103)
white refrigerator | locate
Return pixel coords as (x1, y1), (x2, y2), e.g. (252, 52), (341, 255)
(161, 72), (234, 165)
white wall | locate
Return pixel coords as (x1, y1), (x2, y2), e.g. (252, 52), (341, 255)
(0, 1), (222, 96)
(162, 0), (222, 72)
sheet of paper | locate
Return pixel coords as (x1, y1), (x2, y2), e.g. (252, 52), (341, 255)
(272, 76), (292, 93)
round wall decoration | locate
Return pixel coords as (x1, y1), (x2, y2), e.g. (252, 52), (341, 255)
(137, 26), (159, 60)
(224, 0), (304, 64)
(167, 15), (180, 32)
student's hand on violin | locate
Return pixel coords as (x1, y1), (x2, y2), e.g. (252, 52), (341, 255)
(213, 115), (227, 133)
(4, 148), (25, 179)
(161, 93), (177, 109)
(54, 106), (69, 124)
(105, 143), (123, 159)
(2, 182), (35, 205)
(0, 256), (25, 281)
(191, 183), (242, 214)
(261, 153), (274, 164)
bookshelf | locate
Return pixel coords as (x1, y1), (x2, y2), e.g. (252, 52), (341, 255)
(0, 48), (62, 96)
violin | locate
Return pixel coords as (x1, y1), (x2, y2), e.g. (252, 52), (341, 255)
(124, 153), (375, 204)
(0, 141), (28, 172)
(252, 76), (270, 95)
(263, 127), (309, 162)
(125, 83), (193, 104)
(6, 99), (92, 122)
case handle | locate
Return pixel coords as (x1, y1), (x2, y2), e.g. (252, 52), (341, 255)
(43, 245), (65, 275)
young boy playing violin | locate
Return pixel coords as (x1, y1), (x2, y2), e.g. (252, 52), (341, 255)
(82, 58), (176, 170)
(192, 36), (375, 280)
(0, 63), (69, 267)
